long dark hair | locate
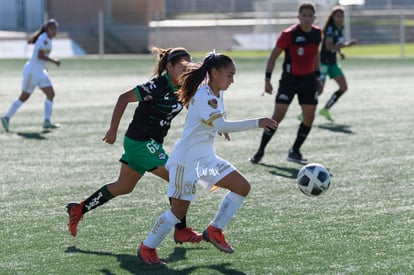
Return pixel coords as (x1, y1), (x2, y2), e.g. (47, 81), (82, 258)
(27, 19), (58, 44)
(322, 6), (345, 36)
(151, 47), (191, 78)
(177, 51), (234, 107)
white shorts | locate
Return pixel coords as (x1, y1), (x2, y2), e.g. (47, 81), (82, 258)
(167, 155), (235, 202)
(21, 66), (52, 94)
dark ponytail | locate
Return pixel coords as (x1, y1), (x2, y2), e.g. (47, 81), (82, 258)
(152, 47), (190, 78)
(28, 19), (58, 44)
(178, 51), (234, 107)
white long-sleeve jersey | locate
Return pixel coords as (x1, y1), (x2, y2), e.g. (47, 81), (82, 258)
(167, 84), (258, 167)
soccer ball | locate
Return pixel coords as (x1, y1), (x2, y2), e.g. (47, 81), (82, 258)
(297, 163), (331, 196)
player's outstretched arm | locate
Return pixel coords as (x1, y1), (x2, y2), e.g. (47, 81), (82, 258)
(102, 89), (138, 144)
(213, 117), (276, 134)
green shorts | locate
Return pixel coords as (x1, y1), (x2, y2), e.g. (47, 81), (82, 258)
(320, 62), (343, 81)
(120, 136), (168, 175)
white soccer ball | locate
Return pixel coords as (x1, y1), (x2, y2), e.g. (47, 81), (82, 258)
(297, 163), (331, 196)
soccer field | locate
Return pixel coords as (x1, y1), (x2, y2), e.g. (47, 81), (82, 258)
(1, 55), (413, 274)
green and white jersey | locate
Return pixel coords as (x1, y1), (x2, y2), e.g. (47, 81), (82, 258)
(125, 74), (183, 144)
(320, 22), (344, 65)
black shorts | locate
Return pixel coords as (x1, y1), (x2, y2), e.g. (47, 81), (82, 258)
(275, 73), (318, 105)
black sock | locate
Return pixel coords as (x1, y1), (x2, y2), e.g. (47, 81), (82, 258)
(82, 185), (114, 214)
(169, 197), (187, 230)
(292, 123), (311, 152)
(258, 128), (276, 152)
(325, 90), (344, 109)
(175, 216), (187, 230)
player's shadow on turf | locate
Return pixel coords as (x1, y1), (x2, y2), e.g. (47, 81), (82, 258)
(16, 130), (51, 140)
(258, 163), (299, 179)
(317, 123), (354, 134)
(65, 245), (246, 275)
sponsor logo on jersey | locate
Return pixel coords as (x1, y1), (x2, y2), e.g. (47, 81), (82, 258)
(295, 36), (306, 43)
(208, 98), (218, 109)
(140, 84), (151, 94)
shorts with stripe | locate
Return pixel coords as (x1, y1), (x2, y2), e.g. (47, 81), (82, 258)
(167, 155), (235, 202)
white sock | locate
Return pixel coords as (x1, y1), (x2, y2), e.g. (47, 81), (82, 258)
(44, 99), (53, 121)
(143, 209), (180, 248)
(6, 99), (23, 118)
(211, 192), (245, 229)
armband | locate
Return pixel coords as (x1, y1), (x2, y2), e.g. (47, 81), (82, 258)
(265, 71), (272, 81)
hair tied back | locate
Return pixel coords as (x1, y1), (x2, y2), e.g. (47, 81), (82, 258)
(206, 49), (216, 61)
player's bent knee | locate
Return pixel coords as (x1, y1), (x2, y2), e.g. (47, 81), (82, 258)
(236, 181), (251, 197)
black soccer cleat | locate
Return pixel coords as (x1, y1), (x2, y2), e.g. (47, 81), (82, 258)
(287, 148), (308, 164)
(249, 150), (264, 164)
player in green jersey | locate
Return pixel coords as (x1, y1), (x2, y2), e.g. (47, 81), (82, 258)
(318, 5), (357, 121)
(66, 47), (203, 244)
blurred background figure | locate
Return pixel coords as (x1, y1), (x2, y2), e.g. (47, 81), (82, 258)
(1, 19), (61, 132)
(318, 5), (357, 122)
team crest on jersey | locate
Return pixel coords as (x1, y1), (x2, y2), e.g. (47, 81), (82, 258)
(208, 98), (218, 109)
(44, 40), (48, 45)
(157, 151), (166, 160)
(297, 47), (304, 56)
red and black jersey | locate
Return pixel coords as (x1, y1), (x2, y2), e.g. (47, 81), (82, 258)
(276, 24), (321, 75)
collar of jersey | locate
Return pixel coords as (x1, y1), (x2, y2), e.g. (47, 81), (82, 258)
(164, 73), (179, 91)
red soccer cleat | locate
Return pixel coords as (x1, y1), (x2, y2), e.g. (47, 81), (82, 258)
(66, 202), (84, 237)
(202, 225), (234, 253)
(174, 227), (204, 244)
(137, 242), (165, 265)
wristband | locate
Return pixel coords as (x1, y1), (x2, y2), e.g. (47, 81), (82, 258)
(265, 71), (272, 80)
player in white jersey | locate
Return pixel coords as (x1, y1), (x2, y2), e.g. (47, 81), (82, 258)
(138, 51), (277, 265)
(1, 19), (61, 132)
